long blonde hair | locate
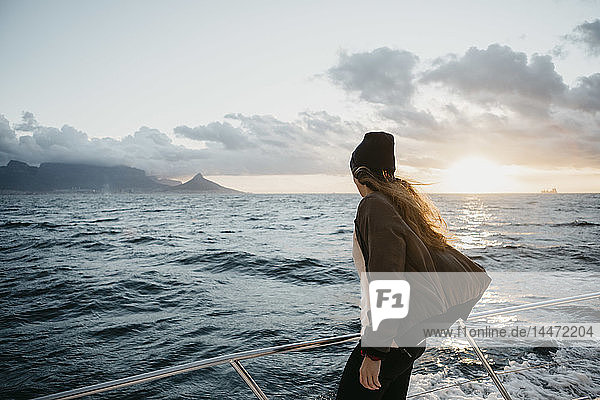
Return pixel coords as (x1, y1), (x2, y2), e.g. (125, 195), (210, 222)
(353, 166), (453, 250)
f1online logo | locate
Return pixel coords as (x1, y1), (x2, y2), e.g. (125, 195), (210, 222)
(369, 280), (410, 331)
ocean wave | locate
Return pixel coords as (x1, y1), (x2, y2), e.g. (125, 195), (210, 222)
(32, 238), (73, 249)
(204, 309), (240, 317)
(498, 220), (599, 227)
(1, 221), (33, 228)
(1, 252), (42, 263)
(2, 193), (599, 400)
(69, 240), (118, 251)
(508, 222), (545, 227)
(408, 346), (600, 399)
(88, 217), (120, 223)
(176, 250), (354, 285)
(124, 236), (160, 244)
(259, 224), (295, 230)
(331, 228), (353, 235)
(552, 220), (599, 227)
(179, 326), (221, 338)
(502, 244), (524, 249)
(0, 221), (65, 229)
(71, 229), (122, 237)
(120, 279), (165, 295)
(91, 322), (153, 339)
(223, 328), (284, 341)
(0, 241), (35, 252)
(102, 207), (138, 213)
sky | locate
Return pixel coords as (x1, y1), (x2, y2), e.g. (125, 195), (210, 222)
(0, 0), (599, 193)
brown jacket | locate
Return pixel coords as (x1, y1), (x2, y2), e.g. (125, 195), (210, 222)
(354, 191), (491, 358)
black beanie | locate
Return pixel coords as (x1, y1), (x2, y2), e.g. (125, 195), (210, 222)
(350, 131), (396, 178)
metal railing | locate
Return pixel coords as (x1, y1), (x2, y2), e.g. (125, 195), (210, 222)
(33, 291), (600, 400)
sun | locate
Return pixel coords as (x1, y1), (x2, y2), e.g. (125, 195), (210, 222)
(442, 156), (511, 193)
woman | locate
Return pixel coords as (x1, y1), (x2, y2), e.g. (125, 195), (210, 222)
(336, 132), (490, 400)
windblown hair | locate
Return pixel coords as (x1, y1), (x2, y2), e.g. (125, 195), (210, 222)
(353, 166), (453, 250)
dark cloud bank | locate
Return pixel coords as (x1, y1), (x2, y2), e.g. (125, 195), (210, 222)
(2, 23), (599, 176)
(327, 43), (599, 169)
(0, 111), (364, 177)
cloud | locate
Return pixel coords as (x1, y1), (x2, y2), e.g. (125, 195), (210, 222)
(0, 113), (207, 177)
(326, 44), (600, 170)
(326, 47), (437, 128)
(379, 108), (439, 129)
(14, 111), (38, 132)
(420, 44), (600, 115)
(327, 47), (419, 106)
(421, 44), (567, 116)
(564, 73), (600, 112)
(2, 40), (598, 180)
(566, 19), (600, 56)
(0, 115), (18, 154)
(174, 122), (255, 150)
(174, 111), (365, 174)
(1, 110), (366, 177)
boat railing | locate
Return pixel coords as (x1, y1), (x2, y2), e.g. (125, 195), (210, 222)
(33, 291), (600, 400)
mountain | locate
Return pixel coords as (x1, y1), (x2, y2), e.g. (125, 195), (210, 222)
(0, 160), (240, 194)
(168, 172), (241, 193)
(0, 160), (164, 192)
(151, 177), (182, 187)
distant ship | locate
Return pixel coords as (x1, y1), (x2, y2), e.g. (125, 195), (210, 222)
(541, 187), (558, 193)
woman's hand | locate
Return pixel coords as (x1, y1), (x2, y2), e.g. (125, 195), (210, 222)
(359, 356), (382, 390)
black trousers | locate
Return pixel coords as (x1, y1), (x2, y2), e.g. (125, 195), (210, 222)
(335, 342), (425, 400)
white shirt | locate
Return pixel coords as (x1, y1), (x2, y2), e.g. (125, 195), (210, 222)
(353, 228), (401, 348)
(352, 229), (370, 336)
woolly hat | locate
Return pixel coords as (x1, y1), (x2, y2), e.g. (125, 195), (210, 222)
(350, 131), (396, 178)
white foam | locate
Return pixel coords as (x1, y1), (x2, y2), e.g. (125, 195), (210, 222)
(407, 347), (599, 399)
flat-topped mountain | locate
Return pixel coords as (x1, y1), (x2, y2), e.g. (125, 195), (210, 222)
(0, 160), (241, 194)
(152, 177), (182, 187)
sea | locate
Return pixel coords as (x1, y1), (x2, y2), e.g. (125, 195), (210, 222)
(1, 192), (599, 399)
